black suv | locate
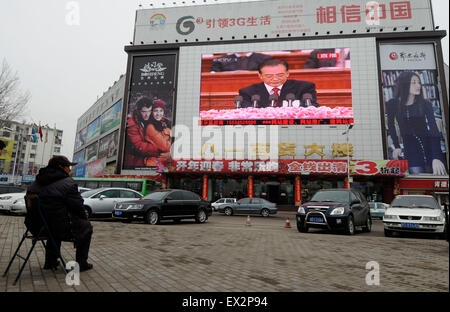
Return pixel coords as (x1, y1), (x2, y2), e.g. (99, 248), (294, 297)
(112, 189), (212, 224)
(296, 188), (371, 235)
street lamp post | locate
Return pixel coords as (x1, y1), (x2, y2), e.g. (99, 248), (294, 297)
(342, 124), (353, 189)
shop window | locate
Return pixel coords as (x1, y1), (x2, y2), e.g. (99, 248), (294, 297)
(211, 176), (247, 201)
(170, 176), (202, 197)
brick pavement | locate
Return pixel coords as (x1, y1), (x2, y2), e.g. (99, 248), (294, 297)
(0, 212), (448, 292)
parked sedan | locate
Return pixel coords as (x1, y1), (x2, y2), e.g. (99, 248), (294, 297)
(211, 198), (237, 211)
(217, 197), (277, 217)
(369, 202), (389, 219)
(10, 197), (26, 215)
(296, 188), (371, 235)
(383, 195), (446, 238)
(112, 189), (212, 224)
(81, 187), (143, 217)
(0, 192), (26, 214)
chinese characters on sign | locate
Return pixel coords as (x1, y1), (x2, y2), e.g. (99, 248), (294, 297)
(434, 181), (448, 189)
(200, 142), (354, 158)
(197, 15), (271, 29)
(317, 1), (412, 24)
(168, 159), (408, 176)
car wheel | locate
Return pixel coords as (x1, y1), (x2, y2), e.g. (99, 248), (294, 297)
(362, 214), (372, 232)
(261, 208), (270, 217)
(145, 210), (160, 225)
(84, 206), (92, 219)
(195, 209), (207, 223)
(345, 215), (355, 235)
(384, 229), (393, 237)
(297, 220), (308, 233)
(224, 207), (233, 216)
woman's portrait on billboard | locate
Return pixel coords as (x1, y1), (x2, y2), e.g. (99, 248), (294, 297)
(386, 71), (447, 175)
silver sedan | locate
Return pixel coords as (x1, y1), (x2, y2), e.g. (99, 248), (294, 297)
(217, 197), (277, 217)
(81, 187), (143, 217)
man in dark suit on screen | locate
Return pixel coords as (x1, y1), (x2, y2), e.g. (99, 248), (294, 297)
(238, 59), (319, 108)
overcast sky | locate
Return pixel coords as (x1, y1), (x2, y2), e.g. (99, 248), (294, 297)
(0, 0), (448, 159)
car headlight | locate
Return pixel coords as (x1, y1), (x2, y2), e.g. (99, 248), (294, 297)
(0, 196), (12, 200)
(126, 204), (144, 210)
(330, 207), (345, 215)
(383, 214), (397, 220)
(13, 198), (25, 205)
(423, 216), (442, 221)
(297, 207), (305, 214)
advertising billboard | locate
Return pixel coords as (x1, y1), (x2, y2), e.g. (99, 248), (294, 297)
(73, 149), (85, 164)
(122, 54), (176, 170)
(0, 139), (13, 173)
(135, 0), (433, 44)
(380, 43), (448, 176)
(101, 100), (122, 134)
(199, 48), (352, 125)
(85, 142), (99, 163)
(75, 127), (87, 149)
(98, 130), (118, 159)
(86, 117), (101, 143)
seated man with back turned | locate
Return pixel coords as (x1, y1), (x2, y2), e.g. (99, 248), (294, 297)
(26, 155), (93, 272)
(238, 59), (319, 108)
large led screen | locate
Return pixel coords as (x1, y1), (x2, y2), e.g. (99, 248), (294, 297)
(199, 48), (353, 126)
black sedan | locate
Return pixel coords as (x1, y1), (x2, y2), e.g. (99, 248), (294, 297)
(112, 189), (212, 224)
(296, 189), (371, 235)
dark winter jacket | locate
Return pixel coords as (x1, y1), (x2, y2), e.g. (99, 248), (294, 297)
(26, 166), (87, 240)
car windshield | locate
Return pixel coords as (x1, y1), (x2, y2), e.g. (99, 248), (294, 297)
(369, 203), (376, 208)
(391, 196), (440, 209)
(309, 190), (349, 203)
(143, 191), (170, 201)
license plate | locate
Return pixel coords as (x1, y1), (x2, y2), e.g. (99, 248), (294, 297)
(401, 223), (419, 229)
(115, 211), (122, 216)
(310, 217), (324, 223)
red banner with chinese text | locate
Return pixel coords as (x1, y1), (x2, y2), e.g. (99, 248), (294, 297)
(162, 159), (408, 176)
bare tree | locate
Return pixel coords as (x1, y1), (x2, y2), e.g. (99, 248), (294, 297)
(0, 59), (30, 129)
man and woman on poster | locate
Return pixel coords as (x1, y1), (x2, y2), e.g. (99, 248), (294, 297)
(123, 97), (171, 169)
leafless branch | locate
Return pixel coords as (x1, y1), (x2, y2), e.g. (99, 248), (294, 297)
(0, 59), (30, 129)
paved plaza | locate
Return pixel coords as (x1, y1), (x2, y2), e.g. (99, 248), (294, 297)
(0, 212), (448, 293)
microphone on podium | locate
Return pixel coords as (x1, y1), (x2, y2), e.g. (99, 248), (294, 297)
(234, 95), (243, 109)
(269, 94), (279, 107)
(301, 93), (314, 107)
(286, 93), (295, 107)
(251, 95), (260, 108)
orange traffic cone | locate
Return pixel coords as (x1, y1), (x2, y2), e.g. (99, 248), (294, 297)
(285, 217), (291, 228)
(245, 215), (252, 226)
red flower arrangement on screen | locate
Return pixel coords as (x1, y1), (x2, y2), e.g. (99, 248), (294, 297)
(200, 106), (353, 120)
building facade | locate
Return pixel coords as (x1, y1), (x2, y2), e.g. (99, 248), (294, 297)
(112, 0), (448, 208)
(72, 75), (125, 178)
(0, 120), (63, 184)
